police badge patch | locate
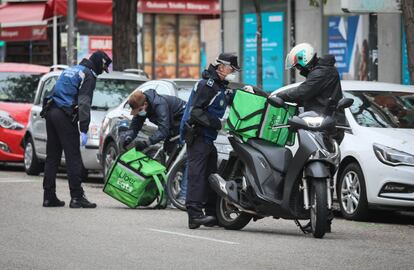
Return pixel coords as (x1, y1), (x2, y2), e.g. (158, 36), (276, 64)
(207, 79), (214, 87)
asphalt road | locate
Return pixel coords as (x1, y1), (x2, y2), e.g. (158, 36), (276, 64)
(0, 164), (413, 270)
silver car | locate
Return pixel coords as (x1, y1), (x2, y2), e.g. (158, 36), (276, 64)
(23, 70), (147, 179)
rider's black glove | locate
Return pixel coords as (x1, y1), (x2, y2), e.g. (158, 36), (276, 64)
(123, 136), (133, 148)
(135, 139), (150, 151)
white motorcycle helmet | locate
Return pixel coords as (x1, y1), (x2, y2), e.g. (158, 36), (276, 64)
(285, 43), (316, 70)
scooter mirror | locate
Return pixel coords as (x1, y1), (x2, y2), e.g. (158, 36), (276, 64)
(337, 98), (354, 110)
(268, 96), (286, 108)
(118, 124), (129, 133)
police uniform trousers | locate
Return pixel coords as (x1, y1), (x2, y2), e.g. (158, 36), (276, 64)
(185, 136), (218, 218)
(43, 106), (84, 199)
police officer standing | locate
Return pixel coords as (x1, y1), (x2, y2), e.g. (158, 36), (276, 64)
(42, 50), (112, 208)
(182, 53), (241, 229)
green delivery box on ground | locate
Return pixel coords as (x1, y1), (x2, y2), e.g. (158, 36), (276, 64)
(103, 148), (167, 208)
(225, 90), (297, 146)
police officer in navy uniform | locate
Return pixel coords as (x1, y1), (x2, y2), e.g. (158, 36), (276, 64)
(42, 50), (112, 208)
(182, 53), (241, 229)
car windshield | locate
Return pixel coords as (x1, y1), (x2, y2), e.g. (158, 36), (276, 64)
(0, 72), (42, 103)
(176, 81), (196, 101)
(92, 78), (144, 110)
(345, 91), (414, 129)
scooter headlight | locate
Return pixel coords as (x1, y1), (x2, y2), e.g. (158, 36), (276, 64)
(302, 116), (324, 128)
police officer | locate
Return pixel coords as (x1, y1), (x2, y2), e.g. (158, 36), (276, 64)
(42, 50), (112, 208)
(181, 53), (241, 229)
(122, 89), (186, 153)
(277, 43), (344, 232)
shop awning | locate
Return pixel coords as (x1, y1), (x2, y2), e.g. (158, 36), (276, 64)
(43, 0), (113, 26)
(0, 2), (47, 27)
(0, 2), (48, 41)
(43, 0), (219, 26)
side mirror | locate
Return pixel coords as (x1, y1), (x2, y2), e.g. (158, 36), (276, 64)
(337, 98), (354, 110)
(268, 96), (286, 108)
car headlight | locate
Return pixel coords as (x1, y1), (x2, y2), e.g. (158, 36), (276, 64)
(373, 143), (414, 167)
(88, 123), (101, 140)
(0, 110), (24, 130)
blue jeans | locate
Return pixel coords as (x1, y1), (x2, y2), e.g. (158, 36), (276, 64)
(179, 161), (188, 199)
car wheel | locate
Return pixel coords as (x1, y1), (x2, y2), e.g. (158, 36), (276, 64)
(337, 162), (369, 221)
(24, 137), (43, 176)
(103, 141), (118, 183)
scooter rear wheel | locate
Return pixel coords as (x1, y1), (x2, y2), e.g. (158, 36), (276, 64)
(216, 196), (252, 230)
(310, 179), (328, 238)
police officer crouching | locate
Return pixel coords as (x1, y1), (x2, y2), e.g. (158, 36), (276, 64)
(41, 50), (112, 208)
(182, 53), (241, 229)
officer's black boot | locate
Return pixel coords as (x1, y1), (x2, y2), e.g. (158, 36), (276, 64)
(43, 192), (65, 207)
(188, 215), (216, 229)
(69, 195), (97, 208)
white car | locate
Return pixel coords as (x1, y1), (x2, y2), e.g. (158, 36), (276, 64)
(273, 81), (414, 220)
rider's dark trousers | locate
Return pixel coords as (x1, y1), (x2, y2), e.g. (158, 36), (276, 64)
(43, 106), (84, 199)
(185, 136), (218, 218)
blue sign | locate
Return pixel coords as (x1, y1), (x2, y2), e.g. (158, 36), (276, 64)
(402, 28), (410, 85)
(243, 12), (284, 92)
(328, 16), (359, 78)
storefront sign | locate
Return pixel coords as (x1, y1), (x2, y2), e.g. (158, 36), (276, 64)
(138, 0), (219, 14)
(341, 0), (401, 13)
(0, 25), (47, 42)
(243, 12), (284, 92)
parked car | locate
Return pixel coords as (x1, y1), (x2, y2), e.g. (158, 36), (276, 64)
(23, 70), (147, 178)
(0, 63), (49, 163)
(273, 80), (414, 220)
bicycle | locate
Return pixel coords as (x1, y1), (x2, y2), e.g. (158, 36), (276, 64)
(144, 135), (187, 211)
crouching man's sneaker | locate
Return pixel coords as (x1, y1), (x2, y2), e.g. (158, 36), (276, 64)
(188, 215), (216, 229)
(70, 195), (97, 208)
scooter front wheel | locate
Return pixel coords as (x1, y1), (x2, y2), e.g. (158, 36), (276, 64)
(310, 179), (328, 238)
(216, 196), (252, 230)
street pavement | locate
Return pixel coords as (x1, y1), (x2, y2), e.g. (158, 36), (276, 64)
(0, 165), (413, 270)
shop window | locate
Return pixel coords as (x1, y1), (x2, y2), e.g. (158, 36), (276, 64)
(143, 14), (201, 79)
(155, 15), (177, 79)
(178, 15), (200, 78)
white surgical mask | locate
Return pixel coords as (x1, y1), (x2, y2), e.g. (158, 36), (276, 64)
(138, 110), (147, 117)
(225, 73), (236, 82)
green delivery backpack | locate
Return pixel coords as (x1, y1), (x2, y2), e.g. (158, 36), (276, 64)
(103, 148), (167, 209)
(225, 90), (297, 146)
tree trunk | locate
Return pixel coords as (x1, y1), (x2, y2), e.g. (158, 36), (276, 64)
(112, 0), (138, 71)
(402, 0), (414, 84)
(253, 0), (263, 89)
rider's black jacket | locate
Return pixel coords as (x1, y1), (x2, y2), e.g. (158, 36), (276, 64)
(129, 89), (186, 144)
(277, 55), (343, 118)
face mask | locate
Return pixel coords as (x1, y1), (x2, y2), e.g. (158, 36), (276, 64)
(225, 73), (236, 82)
(137, 110), (147, 117)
